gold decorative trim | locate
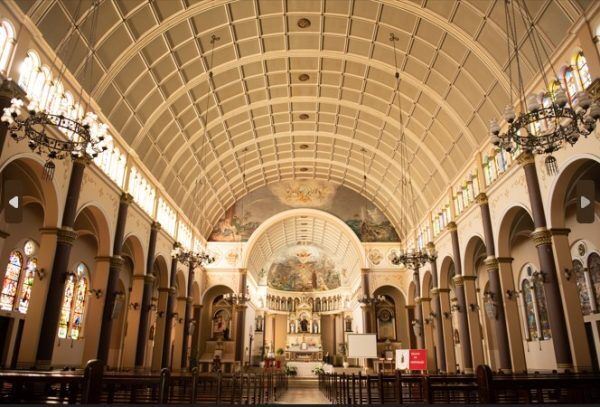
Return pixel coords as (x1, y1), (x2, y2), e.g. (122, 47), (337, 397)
(475, 193), (488, 205)
(530, 228), (552, 247)
(452, 275), (464, 286)
(57, 228), (78, 245)
(446, 222), (457, 232)
(151, 221), (162, 231)
(430, 288), (440, 296)
(516, 151), (535, 166)
(426, 242), (435, 251)
(110, 256), (125, 269)
(484, 257), (499, 271)
(120, 192), (134, 204)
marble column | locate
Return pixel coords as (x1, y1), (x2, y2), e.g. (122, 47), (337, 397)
(162, 246), (179, 368)
(419, 297), (436, 371)
(235, 269), (248, 363)
(98, 193), (132, 364)
(181, 262), (195, 369)
(476, 193), (512, 372)
(413, 269), (425, 349)
(518, 152), (572, 369)
(405, 305), (416, 348)
(190, 304), (202, 368)
(461, 275), (485, 369)
(427, 244), (446, 372)
(437, 288), (457, 373)
(448, 221), (473, 373)
(135, 221), (160, 368)
(361, 268), (372, 333)
(35, 157), (88, 368)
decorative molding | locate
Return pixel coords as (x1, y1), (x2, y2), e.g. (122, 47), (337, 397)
(151, 221), (162, 231)
(446, 222), (457, 232)
(419, 297), (432, 302)
(475, 193), (488, 205)
(530, 228), (552, 247)
(484, 257), (499, 271)
(452, 275), (464, 286)
(56, 228), (78, 245)
(110, 255), (125, 269)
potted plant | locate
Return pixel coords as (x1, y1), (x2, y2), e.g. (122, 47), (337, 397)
(339, 343), (349, 368)
(312, 364), (325, 375)
(285, 365), (298, 376)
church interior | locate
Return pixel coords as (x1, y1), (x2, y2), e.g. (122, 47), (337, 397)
(1, 0), (600, 404)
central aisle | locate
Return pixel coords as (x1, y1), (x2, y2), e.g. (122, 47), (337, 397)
(275, 388), (331, 404)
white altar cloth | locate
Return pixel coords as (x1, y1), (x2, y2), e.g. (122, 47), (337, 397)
(287, 361), (323, 377)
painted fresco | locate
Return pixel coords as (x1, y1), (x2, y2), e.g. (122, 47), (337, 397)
(266, 245), (342, 292)
(209, 180), (399, 242)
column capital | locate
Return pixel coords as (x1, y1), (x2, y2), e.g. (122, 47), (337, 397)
(418, 297), (431, 303)
(168, 287), (177, 295)
(437, 288), (451, 293)
(186, 296), (193, 304)
(475, 193), (488, 205)
(461, 275), (477, 282)
(530, 227), (552, 247)
(158, 287), (171, 293)
(177, 296), (188, 302)
(430, 288), (440, 296)
(110, 255), (125, 269)
(405, 305), (415, 310)
(56, 227), (78, 245)
(193, 304), (203, 310)
(446, 221), (457, 232)
(151, 221), (162, 231)
(360, 268), (370, 275)
(238, 268), (248, 275)
(120, 192), (134, 205)
(484, 257), (499, 271)
(452, 275), (465, 286)
(550, 228), (571, 236)
(73, 155), (92, 167)
(496, 257), (514, 264)
(516, 151), (535, 166)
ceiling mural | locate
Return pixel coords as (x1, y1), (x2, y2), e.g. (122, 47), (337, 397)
(265, 245), (343, 292)
(209, 180), (399, 242)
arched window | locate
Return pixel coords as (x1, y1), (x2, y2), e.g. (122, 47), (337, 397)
(519, 265), (551, 341)
(548, 80), (561, 102)
(58, 263), (89, 339)
(0, 251), (23, 311)
(564, 67), (578, 101)
(574, 259), (591, 315)
(18, 257), (37, 314)
(575, 52), (592, 89)
(589, 253), (600, 308)
(18, 51), (41, 96)
(0, 19), (15, 72)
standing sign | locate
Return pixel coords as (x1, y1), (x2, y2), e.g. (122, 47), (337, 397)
(395, 349), (427, 370)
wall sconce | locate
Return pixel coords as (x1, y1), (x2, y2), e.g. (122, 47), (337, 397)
(148, 303), (157, 312)
(531, 270), (546, 284)
(424, 317), (433, 325)
(89, 289), (103, 299)
(442, 311), (451, 319)
(35, 268), (46, 280)
(429, 311), (437, 318)
(170, 312), (179, 319)
(505, 289), (519, 300)
(469, 303), (479, 312)
(450, 304), (461, 313)
(156, 311), (165, 318)
(176, 317), (184, 324)
(129, 302), (140, 310)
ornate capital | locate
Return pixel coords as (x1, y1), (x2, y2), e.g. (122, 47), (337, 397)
(484, 257), (499, 271)
(550, 228), (571, 236)
(186, 296), (193, 304)
(168, 287), (177, 295)
(120, 192), (134, 205)
(361, 268), (370, 275)
(57, 228), (78, 245)
(73, 155), (92, 167)
(151, 221), (162, 231)
(144, 274), (156, 284)
(437, 288), (451, 294)
(110, 255), (124, 269)
(516, 151), (535, 166)
(177, 296), (188, 302)
(475, 193), (488, 205)
(405, 305), (415, 310)
(446, 221), (457, 232)
(193, 304), (203, 310)
(430, 288), (440, 296)
(530, 228), (552, 247)
(452, 275), (464, 286)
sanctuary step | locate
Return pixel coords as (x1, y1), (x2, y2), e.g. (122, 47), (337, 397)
(288, 377), (319, 389)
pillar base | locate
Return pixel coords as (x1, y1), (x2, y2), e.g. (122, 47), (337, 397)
(463, 367), (474, 374)
(499, 368), (512, 374)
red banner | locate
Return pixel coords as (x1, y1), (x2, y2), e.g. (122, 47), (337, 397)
(409, 349), (427, 370)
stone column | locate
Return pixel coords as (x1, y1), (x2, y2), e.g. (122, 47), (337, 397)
(518, 152), (572, 369)
(476, 193), (512, 372)
(496, 257), (527, 372)
(162, 246), (179, 368)
(462, 275), (485, 369)
(135, 221), (160, 369)
(361, 268), (372, 333)
(235, 269), (248, 363)
(405, 305), (416, 348)
(551, 228), (592, 371)
(413, 269), (425, 349)
(190, 304), (202, 368)
(428, 246), (446, 372)
(419, 297), (436, 371)
(448, 221), (473, 373)
(181, 262), (195, 369)
(35, 157), (88, 368)
(437, 288), (457, 373)
(97, 193), (132, 364)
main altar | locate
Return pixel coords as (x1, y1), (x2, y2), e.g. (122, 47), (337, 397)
(284, 301), (323, 362)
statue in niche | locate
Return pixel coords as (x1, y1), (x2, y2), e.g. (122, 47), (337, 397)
(290, 322), (296, 333)
(313, 321), (319, 334)
(300, 317), (309, 333)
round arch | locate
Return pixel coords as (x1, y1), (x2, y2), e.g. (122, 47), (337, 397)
(153, 255), (169, 288)
(122, 234), (145, 276)
(438, 256), (456, 289)
(463, 235), (486, 277)
(73, 204), (112, 257)
(422, 271), (433, 297)
(497, 205), (535, 259)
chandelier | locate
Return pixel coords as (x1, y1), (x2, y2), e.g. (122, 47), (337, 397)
(390, 248), (435, 270)
(224, 292), (250, 306)
(171, 245), (215, 267)
(1, 1), (108, 180)
(358, 294), (385, 306)
(489, 0), (600, 174)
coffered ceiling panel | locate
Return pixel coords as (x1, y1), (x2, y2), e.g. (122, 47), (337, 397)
(18, 0), (584, 239)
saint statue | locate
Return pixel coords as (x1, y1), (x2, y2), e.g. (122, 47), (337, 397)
(300, 317), (309, 332)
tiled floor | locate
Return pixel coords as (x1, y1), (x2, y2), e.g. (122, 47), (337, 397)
(275, 388), (331, 404)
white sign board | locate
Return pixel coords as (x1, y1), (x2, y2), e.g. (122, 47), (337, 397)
(347, 333), (378, 358)
(395, 349), (409, 370)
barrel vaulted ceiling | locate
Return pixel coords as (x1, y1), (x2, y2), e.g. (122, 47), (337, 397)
(18, 0), (587, 239)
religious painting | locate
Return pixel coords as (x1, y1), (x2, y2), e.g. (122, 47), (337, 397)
(209, 180), (399, 242)
(212, 309), (231, 340)
(267, 245), (341, 292)
(376, 306), (396, 341)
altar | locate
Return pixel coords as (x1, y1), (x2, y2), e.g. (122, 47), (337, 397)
(286, 361), (323, 377)
(285, 348), (323, 361)
(285, 301), (323, 361)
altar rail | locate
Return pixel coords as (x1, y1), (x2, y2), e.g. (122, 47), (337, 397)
(319, 365), (600, 404)
(0, 360), (287, 404)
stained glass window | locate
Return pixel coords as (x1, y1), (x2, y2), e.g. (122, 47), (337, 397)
(58, 263), (88, 339)
(18, 258), (36, 314)
(574, 260), (591, 315)
(588, 253), (600, 309)
(564, 68), (578, 100)
(534, 280), (551, 340)
(1, 251), (23, 311)
(522, 280), (538, 340)
(576, 52), (592, 89)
